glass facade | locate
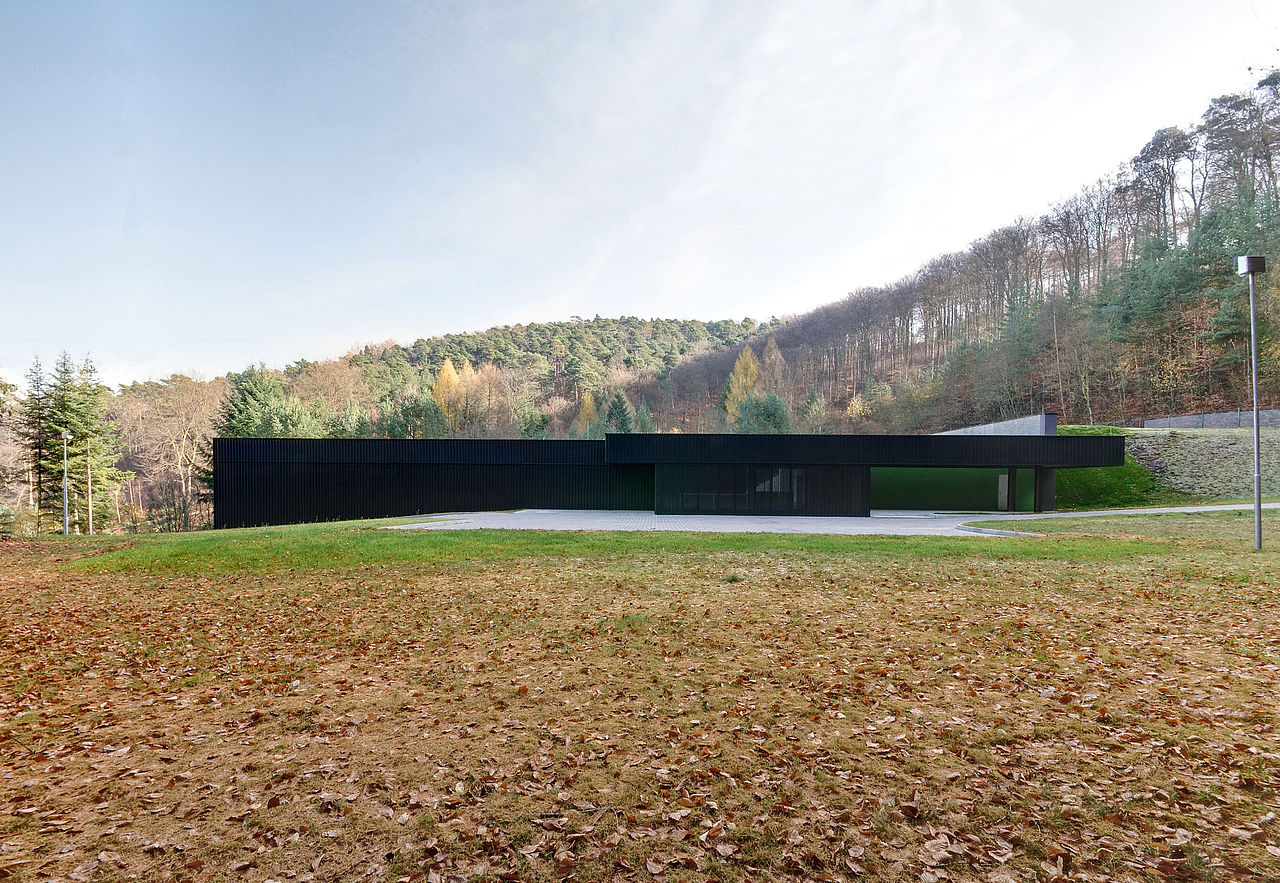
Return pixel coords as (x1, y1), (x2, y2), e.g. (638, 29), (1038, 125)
(871, 467), (1040, 511)
(655, 464), (866, 515)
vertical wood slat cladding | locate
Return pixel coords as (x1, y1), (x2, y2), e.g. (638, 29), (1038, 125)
(213, 434), (1120, 528)
(213, 439), (651, 529)
(606, 433), (1123, 468)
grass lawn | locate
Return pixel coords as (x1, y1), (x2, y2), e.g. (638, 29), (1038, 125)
(3, 518), (1279, 882)
(1054, 425), (1280, 510)
(1054, 426), (1200, 511)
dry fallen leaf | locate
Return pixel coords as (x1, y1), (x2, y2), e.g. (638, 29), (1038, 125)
(5, 530), (1280, 883)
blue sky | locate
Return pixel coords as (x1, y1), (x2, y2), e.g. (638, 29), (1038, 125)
(3, 0), (1278, 388)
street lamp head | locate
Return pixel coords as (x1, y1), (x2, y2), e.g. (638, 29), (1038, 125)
(1237, 255), (1266, 276)
(61, 430), (72, 441)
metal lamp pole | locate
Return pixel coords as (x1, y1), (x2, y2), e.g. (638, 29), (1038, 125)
(61, 430), (72, 536)
(1236, 256), (1267, 551)
(86, 435), (93, 536)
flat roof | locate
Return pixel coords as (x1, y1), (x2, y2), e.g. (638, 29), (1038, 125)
(605, 433), (1123, 468)
(215, 433), (1123, 470)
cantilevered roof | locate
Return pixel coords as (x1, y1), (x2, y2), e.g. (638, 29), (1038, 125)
(604, 433), (1123, 469)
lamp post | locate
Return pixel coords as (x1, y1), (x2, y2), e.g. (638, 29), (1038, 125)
(1236, 255), (1267, 551)
(86, 435), (92, 536)
(60, 430), (72, 536)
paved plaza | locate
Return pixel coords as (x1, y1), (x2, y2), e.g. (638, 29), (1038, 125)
(386, 503), (1280, 537)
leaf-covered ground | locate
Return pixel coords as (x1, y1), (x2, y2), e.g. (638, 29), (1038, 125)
(3, 518), (1280, 882)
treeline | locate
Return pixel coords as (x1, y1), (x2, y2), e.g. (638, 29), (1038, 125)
(204, 315), (760, 446)
(3, 75), (1279, 533)
(646, 72), (1280, 433)
(392, 315), (760, 397)
(0, 317), (757, 532)
(0, 354), (132, 536)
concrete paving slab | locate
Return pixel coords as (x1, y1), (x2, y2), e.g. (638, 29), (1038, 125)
(389, 509), (1005, 536)
(386, 502), (1280, 538)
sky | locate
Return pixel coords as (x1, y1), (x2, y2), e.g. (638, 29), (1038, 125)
(3, 0), (1279, 389)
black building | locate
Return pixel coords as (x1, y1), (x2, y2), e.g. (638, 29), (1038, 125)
(213, 433), (1124, 529)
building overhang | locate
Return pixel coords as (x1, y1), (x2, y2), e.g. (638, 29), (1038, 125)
(603, 433), (1123, 470)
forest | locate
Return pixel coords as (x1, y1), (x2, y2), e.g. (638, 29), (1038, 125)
(1, 73), (1278, 533)
(644, 72), (1280, 434)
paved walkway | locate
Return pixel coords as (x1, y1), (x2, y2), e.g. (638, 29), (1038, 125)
(387, 503), (1280, 538)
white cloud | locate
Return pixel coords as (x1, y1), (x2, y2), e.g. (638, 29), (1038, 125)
(2, 0), (1278, 385)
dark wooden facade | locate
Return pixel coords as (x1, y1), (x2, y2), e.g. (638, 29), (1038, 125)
(213, 434), (1123, 528)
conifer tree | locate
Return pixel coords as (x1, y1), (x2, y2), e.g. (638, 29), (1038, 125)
(330, 400), (375, 438)
(433, 358), (464, 432)
(215, 365), (325, 438)
(378, 391), (447, 438)
(508, 384), (549, 439)
(16, 358), (53, 532)
(215, 366), (286, 437)
(604, 391), (633, 433)
(565, 348), (602, 401)
(734, 393), (791, 434)
(517, 409), (549, 439)
(37, 354), (130, 533)
(634, 397), (656, 433)
(723, 345), (760, 427)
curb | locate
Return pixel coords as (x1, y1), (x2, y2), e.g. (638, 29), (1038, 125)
(956, 525), (1045, 538)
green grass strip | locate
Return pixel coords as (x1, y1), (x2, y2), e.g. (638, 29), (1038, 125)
(66, 517), (1169, 576)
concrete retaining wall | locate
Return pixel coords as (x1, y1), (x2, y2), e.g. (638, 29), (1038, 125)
(937, 414), (1058, 437)
(1144, 409), (1280, 429)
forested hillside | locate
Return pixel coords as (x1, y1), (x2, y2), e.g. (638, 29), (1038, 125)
(0, 318), (760, 531)
(644, 71), (1280, 433)
(2, 73), (1278, 532)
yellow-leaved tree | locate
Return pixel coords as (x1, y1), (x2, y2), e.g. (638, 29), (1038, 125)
(575, 392), (599, 436)
(723, 346), (760, 427)
(433, 358), (465, 432)
(759, 338), (788, 403)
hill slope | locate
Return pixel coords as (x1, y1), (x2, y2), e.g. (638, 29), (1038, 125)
(1054, 426), (1280, 510)
(633, 74), (1280, 434)
(1124, 428), (1280, 498)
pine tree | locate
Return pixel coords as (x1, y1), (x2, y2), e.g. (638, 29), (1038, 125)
(517, 409), (549, 439)
(734, 393), (791, 434)
(215, 365), (326, 438)
(508, 384), (549, 439)
(215, 366), (288, 437)
(565, 348), (602, 402)
(38, 354), (130, 533)
(16, 358), (53, 532)
(723, 345), (760, 428)
(378, 391), (447, 439)
(262, 397), (327, 437)
(634, 396), (656, 433)
(330, 400), (375, 438)
(603, 391), (633, 433)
